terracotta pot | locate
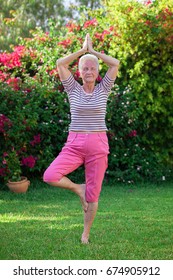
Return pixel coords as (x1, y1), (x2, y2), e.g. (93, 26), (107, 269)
(7, 176), (30, 193)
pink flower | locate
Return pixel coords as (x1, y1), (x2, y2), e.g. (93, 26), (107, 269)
(21, 155), (36, 168)
(58, 39), (72, 48)
(128, 130), (137, 137)
(0, 71), (9, 82)
(49, 68), (59, 78)
(0, 114), (12, 133)
(0, 46), (24, 69)
(145, 0), (152, 5)
(84, 18), (98, 28)
(6, 77), (20, 90)
(109, 26), (114, 31)
(66, 22), (80, 32)
(0, 168), (6, 177)
(30, 134), (41, 146)
(95, 30), (110, 41)
(74, 70), (80, 79)
(96, 75), (102, 82)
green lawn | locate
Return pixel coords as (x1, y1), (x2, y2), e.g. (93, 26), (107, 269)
(0, 180), (173, 260)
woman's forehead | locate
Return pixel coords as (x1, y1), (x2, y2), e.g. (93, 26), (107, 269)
(82, 60), (97, 68)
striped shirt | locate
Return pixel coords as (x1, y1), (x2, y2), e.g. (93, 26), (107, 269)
(62, 73), (115, 131)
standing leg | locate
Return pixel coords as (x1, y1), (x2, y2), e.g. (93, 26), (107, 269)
(81, 155), (108, 243)
(81, 202), (98, 244)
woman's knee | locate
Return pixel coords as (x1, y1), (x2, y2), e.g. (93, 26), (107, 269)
(43, 167), (62, 183)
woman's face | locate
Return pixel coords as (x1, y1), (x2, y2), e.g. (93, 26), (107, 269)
(80, 60), (98, 83)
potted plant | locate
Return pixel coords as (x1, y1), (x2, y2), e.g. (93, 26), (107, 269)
(3, 149), (30, 193)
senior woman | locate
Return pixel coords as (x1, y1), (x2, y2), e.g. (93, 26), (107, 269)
(43, 34), (120, 244)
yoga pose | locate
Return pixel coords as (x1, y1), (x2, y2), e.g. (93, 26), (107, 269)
(43, 34), (120, 244)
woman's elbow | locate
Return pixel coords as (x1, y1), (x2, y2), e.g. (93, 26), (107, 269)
(56, 58), (63, 67)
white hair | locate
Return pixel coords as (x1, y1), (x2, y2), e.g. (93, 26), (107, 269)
(78, 54), (99, 72)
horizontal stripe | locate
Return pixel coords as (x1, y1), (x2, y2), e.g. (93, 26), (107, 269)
(62, 73), (115, 131)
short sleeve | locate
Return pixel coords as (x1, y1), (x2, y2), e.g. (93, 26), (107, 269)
(61, 74), (78, 94)
(99, 73), (116, 94)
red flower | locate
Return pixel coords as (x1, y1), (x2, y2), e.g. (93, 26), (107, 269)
(74, 70), (80, 79)
(0, 114), (12, 133)
(6, 77), (20, 90)
(0, 168), (6, 177)
(145, 20), (152, 26)
(84, 18), (98, 28)
(145, 0), (152, 5)
(96, 75), (102, 82)
(58, 39), (72, 48)
(66, 22), (80, 32)
(30, 134), (41, 146)
(0, 71), (9, 82)
(49, 68), (59, 78)
(21, 155), (36, 168)
(0, 46), (25, 69)
(128, 130), (137, 137)
(95, 30), (110, 41)
(3, 152), (9, 157)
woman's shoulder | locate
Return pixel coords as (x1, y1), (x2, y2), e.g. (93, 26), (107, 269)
(62, 73), (81, 94)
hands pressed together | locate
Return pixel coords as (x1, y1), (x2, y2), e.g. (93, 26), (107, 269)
(82, 33), (93, 53)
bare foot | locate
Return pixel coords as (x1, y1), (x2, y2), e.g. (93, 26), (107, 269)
(81, 233), (89, 244)
(79, 184), (88, 212)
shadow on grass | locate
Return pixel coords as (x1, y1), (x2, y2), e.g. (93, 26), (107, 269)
(1, 180), (173, 260)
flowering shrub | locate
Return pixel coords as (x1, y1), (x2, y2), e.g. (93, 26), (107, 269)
(0, 0), (173, 186)
(106, 85), (167, 182)
(1, 149), (22, 182)
(105, 0), (173, 166)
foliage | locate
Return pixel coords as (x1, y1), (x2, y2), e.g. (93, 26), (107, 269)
(0, 0), (173, 185)
(102, 0), (173, 165)
(0, 77), (69, 182)
(1, 148), (22, 182)
(106, 85), (167, 182)
(0, 0), (72, 51)
(0, 0), (102, 52)
(75, 0), (102, 9)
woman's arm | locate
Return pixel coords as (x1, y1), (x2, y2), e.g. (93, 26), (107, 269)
(56, 36), (88, 81)
(87, 34), (120, 80)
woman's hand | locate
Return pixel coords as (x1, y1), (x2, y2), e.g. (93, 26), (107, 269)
(82, 33), (94, 53)
(87, 33), (94, 53)
(82, 34), (88, 53)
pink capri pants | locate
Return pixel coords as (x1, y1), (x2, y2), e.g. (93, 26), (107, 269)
(43, 132), (109, 202)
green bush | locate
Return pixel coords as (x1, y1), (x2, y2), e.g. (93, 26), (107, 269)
(0, 1), (173, 185)
(102, 0), (173, 165)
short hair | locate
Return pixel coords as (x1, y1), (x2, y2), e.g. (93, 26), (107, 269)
(78, 54), (99, 72)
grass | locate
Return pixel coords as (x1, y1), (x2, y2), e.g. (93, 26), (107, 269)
(0, 179), (173, 260)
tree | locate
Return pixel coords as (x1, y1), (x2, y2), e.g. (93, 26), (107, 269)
(0, 0), (102, 52)
(75, 0), (101, 9)
(0, 0), (73, 51)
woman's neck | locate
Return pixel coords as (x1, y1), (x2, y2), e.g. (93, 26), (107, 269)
(82, 82), (95, 93)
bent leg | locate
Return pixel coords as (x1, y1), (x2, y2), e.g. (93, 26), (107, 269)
(43, 142), (88, 211)
(47, 177), (88, 212)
